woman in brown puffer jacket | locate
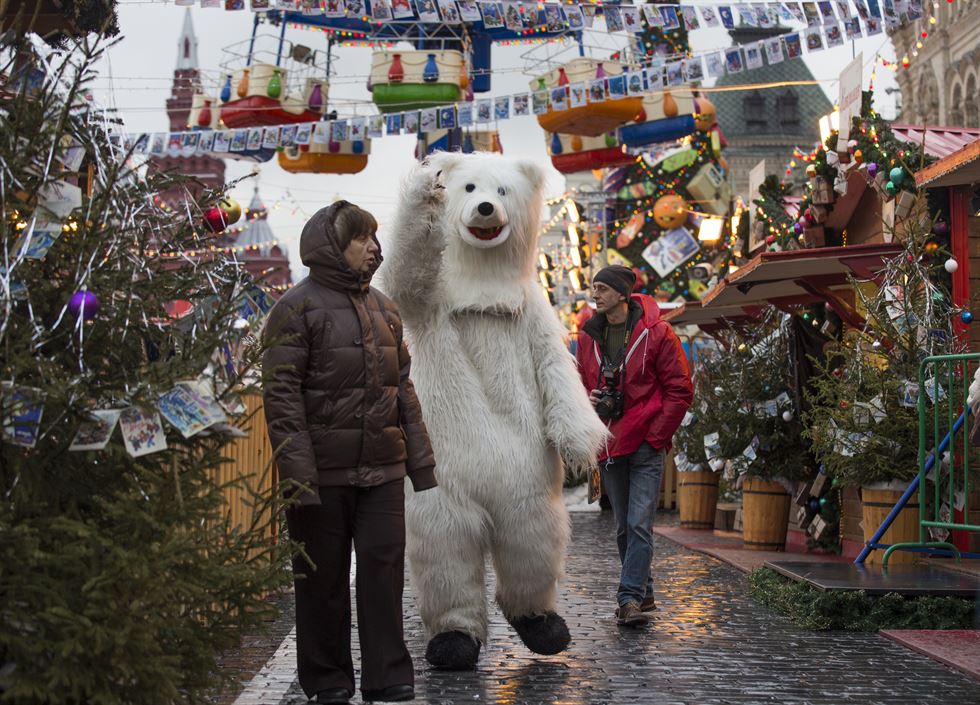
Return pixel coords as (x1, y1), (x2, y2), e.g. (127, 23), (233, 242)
(262, 201), (436, 705)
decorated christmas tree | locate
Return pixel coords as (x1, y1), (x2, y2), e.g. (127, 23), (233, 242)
(804, 193), (962, 489)
(603, 2), (735, 302)
(0, 35), (290, 704)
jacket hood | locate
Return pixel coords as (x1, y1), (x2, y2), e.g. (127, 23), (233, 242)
(582, 294), (661, 341)
(300, 201), (383, 293)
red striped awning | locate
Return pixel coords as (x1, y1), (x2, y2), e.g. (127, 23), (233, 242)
(891, 124), (980, 159)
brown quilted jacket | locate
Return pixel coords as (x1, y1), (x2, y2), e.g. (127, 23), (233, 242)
(262, 202), (436, 506)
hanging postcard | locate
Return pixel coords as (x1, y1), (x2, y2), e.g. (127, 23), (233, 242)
(16, 218), (62, 260)
(683, 57), (704, 83)
(835, 0), (851, 17)
(788, 2), (807, 22)
(542, 3), (564, 30)
(367, 115), (384, 138)
(324, 0), (344, 16)
(119, 407), (168, 458)
(724, 47), (744, 73)
(549, 85), (568, 111)
(481, 1), (504, 28)
(765, 37), (785, 64)
(621, 6), (642, 32)
(604, 5), (624, 31)
(825, 21), (845, 47)
(438, 105), (457, 129)
(245, 128), (262, 151)
(563, 4), (584, 30)
(755, 4), (773, 28)
(660, 5), (681, 29)
(502, 1), (523, 29)
(312, 122), (329, 145)
(419, 108), (438, 133)
(1, 383), (43, 449)
(588, 79), (604, 104)
(718, 5), (735, 28)
(476, 98), (493, 122)
(70, 410), (123, 451)
(608, 74), (626, 98)
(513, 93), (530, 115)
(569, 83), (588, 108)
(665, 61), (684, 87)
(802, 1), (821, 24)
(370, 0), (392, 20)
(403, 111), (420, 134)
(494, 96), (510, 120)
(294, 122), (312, 145)
(532, 90), (550, 115)
(843, 16), (862, 38)
(640, 4), (662, 27)
(646, 65), (664, 91)
(458, 103), (473, 126)
(437, 0), (460, 22)
(329, 120), (347, 142)
(705, 51), (725, 78)
(641, 227), (700, 278)
(263, 126), (280, 149)
(785, 32), (804, 58)
(458, 0), (481, 21)
(818, 0), (837, 22)
(212, 131), (230, 152)
(391, 0), (414, 18)
(737, 4), (758, 26)
(680, 6), (700, 29)
(744, 42), (764, 70)
(805, 27), (825, 51)
(777, 2), (797, 22)
(699, 5), (721, 26)
(416, 0), (440, 22)
(626, 70), (645, 95)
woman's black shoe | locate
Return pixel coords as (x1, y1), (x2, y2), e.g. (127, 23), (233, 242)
(313, 688), (351, 704)
(362, 684), (415, 702)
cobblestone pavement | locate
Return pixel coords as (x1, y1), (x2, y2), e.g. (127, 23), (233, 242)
(233, 511), (980, 705)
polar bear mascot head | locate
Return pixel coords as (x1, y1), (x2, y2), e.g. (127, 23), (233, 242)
(427, 151), (547, 314)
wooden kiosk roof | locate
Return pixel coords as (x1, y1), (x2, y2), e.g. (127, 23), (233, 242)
(666, 244), (903, 331)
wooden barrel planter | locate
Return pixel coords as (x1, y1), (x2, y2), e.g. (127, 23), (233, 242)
(678, 471), (719, 529)
(742, 478), (791, 551)
(861, 487), (919, 566)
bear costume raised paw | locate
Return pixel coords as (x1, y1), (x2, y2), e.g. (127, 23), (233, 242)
(382, 152), (608, 669)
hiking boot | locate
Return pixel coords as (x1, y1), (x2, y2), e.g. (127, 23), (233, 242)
(616, 601), (650, 627)
(614, 597), (656, 618)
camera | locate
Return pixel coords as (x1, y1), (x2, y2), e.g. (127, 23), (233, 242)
(594, 364), (625, 420)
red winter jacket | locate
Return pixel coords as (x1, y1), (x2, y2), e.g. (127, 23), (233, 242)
(575, 294), (693, 462)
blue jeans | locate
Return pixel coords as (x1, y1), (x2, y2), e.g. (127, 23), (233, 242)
(601, 442), (664, 607)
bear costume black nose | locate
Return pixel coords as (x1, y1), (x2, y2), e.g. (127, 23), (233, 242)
(477, 202), (494, 216)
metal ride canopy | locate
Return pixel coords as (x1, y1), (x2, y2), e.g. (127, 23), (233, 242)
(260, 8), (584, 93)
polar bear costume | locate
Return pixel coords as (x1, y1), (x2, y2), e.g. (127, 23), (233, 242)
(382, 152), (607, 669)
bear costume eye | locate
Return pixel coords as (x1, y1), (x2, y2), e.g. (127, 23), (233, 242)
(498, 187), (506, 196)
(465, 184), (476, 192)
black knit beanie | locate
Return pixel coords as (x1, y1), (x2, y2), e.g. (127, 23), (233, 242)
(592, 265), (636, 298)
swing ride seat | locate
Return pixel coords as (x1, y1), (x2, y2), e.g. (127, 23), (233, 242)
(617, 114), (697, 149)
(371, 83), (464, 114)
(551, 146), (634, 174)
(219, 96), (321, 129)
(277, 143), (370, 174)
(537, 98), (645, 138)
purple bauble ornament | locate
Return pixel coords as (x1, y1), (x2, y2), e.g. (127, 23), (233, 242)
(68, 290), (100, 320)
(934, 221), (948, 237)
(867, 162), (878, 178)
(794, 222), (803, 235)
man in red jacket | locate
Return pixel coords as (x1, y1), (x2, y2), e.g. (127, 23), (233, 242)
(575, 265), (693, 627)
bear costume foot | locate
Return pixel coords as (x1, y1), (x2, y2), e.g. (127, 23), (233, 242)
(425, 631), (481, 670)
(507, 612), (571, 655)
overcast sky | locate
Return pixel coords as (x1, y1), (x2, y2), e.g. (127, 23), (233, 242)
(91, 3), (899, 282)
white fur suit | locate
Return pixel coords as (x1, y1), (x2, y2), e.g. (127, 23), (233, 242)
(382, 152), (607, 669)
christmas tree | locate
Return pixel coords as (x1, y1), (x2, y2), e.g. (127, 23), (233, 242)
(603, 2), (734, 302)
(804, 193), (962, 489)
(0, 35), (290, 704)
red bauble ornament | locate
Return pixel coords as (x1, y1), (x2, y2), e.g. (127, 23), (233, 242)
(766, 235), (776, 245)
(203, 206), (229, 233)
